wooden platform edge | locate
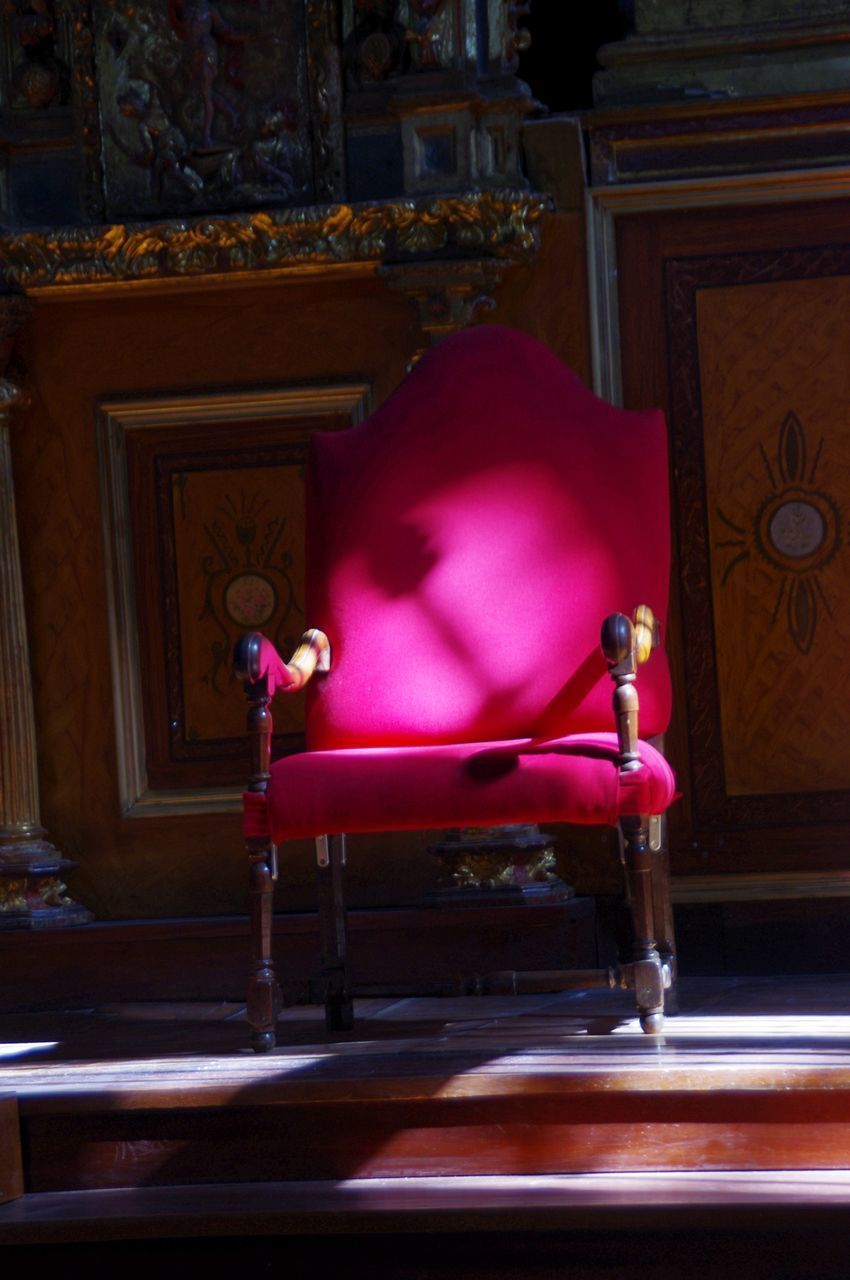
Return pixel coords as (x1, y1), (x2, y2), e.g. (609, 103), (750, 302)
(6, 1173), (850, 1246)
(0, 1096), (23, 1207)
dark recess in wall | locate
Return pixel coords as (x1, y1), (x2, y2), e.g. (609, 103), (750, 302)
(517, 1), (632, 112)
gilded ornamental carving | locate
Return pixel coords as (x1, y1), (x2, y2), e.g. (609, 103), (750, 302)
(0, 190), (547, 292)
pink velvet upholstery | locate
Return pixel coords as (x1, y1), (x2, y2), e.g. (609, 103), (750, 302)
(305, 325), (671, 752)
(249, 325), (675, 843)
(250, 734), (676, 843)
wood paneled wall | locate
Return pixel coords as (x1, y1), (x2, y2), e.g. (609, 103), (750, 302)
(9, 211), (593, 919)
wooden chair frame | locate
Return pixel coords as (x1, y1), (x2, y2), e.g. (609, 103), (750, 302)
(234, 607), (676, 1051)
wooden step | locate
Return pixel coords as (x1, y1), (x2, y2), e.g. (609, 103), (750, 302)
(4, 978), (850, 1193)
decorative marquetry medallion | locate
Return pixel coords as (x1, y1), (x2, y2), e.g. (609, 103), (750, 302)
(170, 461), (307, 744)
(715, 410), (843, 658)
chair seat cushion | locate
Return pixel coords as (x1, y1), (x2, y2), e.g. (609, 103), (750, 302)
(243, 733), (676, 842)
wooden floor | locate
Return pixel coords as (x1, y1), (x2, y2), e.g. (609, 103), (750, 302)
(3, 974), (850, 1267)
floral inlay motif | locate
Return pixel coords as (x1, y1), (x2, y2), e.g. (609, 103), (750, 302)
(716, 411), (843, 655)
(180, 484), (302, 695)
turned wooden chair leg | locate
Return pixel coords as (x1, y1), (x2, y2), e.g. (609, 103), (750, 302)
(247, 842), (281, 1052)
(621, 815), (666, 1034)
(649, 820), (679, 1016)
(316, 833), (354, 1033)
(234, 643), (282, 1053)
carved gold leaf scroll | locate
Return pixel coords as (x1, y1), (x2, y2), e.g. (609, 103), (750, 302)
(0, 191), (547, 291)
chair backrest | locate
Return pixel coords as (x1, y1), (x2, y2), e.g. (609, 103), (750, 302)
(305, 326), (672, 751)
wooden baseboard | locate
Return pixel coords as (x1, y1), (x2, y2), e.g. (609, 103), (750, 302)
(673, 872), (850, 903)
(0, 900), (598, 1014)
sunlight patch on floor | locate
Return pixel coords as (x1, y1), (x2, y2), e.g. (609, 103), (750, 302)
(0, 1041), (59, 1060)
(616, 1013), (850, 1038)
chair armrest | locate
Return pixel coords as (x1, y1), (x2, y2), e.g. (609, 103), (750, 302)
(234, 630), (332, 824)
(600, 605), (659, 771)
(233, 629), (331, 697)
(632, 604), (660, 666)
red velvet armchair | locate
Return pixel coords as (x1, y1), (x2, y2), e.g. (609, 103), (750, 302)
(234, 326), (677, 1051)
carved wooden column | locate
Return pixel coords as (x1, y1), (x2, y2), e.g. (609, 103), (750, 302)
(380, 259), (508, 360)
(0, 294), (90, 928)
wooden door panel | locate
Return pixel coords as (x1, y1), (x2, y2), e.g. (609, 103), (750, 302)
(617, 204), (850, 877)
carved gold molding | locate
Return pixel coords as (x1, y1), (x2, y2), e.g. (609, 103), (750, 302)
(0, 875), (72, 912)
(437, 846), (560, 892)
(381, 258), (508, 361)
(0, 191), (548, 296)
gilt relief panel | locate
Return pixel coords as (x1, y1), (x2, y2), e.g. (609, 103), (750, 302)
(93, 0), (340, 219)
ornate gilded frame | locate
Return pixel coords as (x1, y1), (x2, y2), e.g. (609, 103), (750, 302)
(0, 189), (546, 295)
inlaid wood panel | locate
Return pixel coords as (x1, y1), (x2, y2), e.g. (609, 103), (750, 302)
(7, 210), (595, 918)
(615, 196), (850, 878)
(667, 242), (850, 838)
(697, 274), (850, 796)
(102, 386), (369, 809)
(173, 461), (309, 745)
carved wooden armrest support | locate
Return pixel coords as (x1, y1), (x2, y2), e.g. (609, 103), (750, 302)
(233, 628), (332, 697)
(278, 628), (332, 691)
(233, 630), (331, 831)
(633, 604), (660, 667)
(600, 605), (659, 771)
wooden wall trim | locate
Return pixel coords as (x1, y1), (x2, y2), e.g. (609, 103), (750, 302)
(673, 872), (850, 904)
(0, 902), (597, 1013)
(586, 164), (850, 405)
(97, 382), (372, 818)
